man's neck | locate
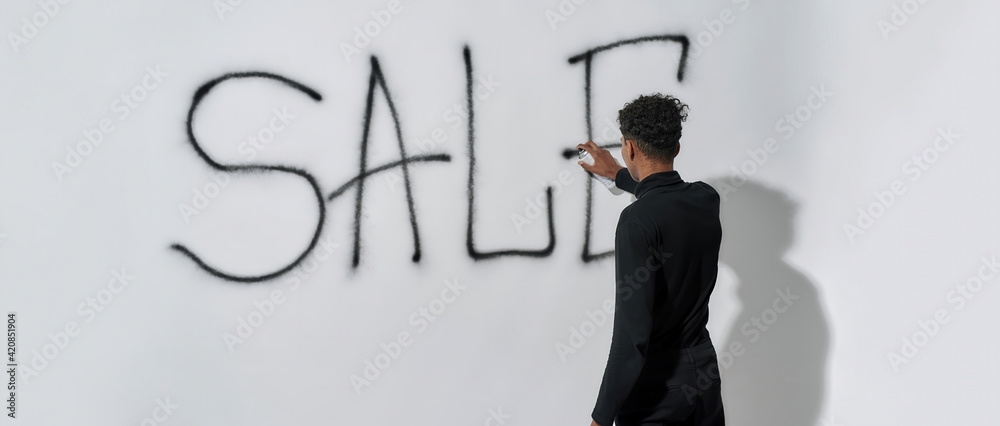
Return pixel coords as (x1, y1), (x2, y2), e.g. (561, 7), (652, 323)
(636, 162), (675, 181)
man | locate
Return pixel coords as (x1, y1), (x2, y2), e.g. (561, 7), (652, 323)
(577, 93), (725, 426)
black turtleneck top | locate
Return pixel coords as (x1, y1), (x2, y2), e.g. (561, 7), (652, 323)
(591, 167), (723, 426)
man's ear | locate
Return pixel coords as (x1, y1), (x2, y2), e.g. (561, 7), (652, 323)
(625, 139), (636, 161)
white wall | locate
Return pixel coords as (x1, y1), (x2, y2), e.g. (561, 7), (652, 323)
(1, 0), (996, 425)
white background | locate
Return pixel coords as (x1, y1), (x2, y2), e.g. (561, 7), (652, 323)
(1, 0), (997, 425)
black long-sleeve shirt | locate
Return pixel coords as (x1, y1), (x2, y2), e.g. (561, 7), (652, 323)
(591, 168), (722, 426)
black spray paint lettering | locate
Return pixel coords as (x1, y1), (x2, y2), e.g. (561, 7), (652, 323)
(338, 56), (440, 267)
(443, 74), (501, 130)
(172, 34), (688, 282)
(171, 72), (327, 283)
(562, 34), (689, 262)
(464, 46), (556, 259)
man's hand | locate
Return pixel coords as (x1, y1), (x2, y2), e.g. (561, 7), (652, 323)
(590, 420), (601, 426)
(577, 140), (624, 180)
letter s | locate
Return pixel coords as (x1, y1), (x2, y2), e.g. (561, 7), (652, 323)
(170, 72), (325, 283)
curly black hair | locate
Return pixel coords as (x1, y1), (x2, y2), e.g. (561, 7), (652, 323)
(617, 93), (688, 164)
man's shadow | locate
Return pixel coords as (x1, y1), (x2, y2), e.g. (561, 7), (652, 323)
(705, 177), (830, 426)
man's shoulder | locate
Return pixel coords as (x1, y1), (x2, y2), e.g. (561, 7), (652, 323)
(628, 180), (719, 208)
(617, 202), (657, 237)
(620, 180), (719, 225)
(690, 181), (721, 200)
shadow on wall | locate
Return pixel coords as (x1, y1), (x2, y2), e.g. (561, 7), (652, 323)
(705, 177), (829, 426)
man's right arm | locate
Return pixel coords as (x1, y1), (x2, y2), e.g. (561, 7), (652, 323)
(614, 167), (637, 194)
(576, 141), (635, 194)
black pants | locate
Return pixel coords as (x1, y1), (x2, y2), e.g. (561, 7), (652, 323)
(614, 339), (725, 426)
